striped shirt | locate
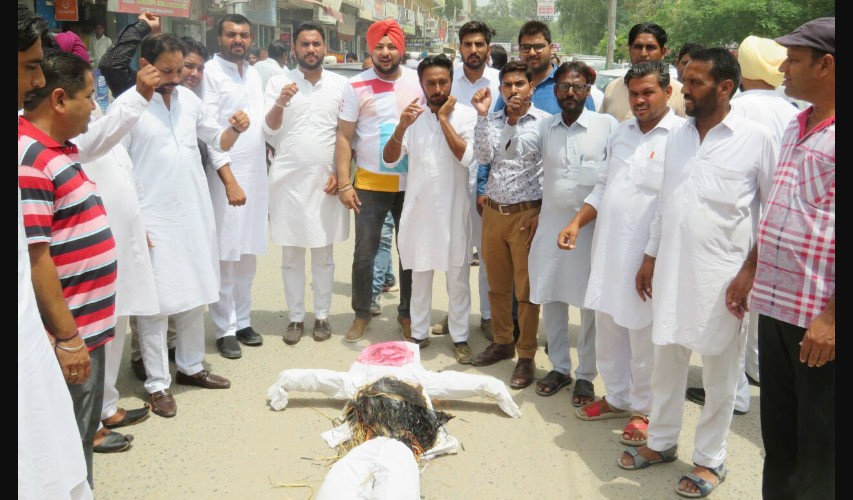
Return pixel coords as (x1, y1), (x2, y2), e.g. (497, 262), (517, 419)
(751, 108), (835, 328)
(18, 117), (117, 349)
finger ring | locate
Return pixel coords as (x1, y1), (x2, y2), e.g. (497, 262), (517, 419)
(71, 371), (78, 376)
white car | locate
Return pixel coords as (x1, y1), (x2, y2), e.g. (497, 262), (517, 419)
(594, 67), (628, 92)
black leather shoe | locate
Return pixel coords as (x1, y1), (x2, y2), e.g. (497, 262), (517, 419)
(216, 336), (242, 359)
(93, 431), (134, 453)
(687, 387), (748, 415)
(176, 369), (231, 389)
(168, 346), (176, 362)
(103, 406), (150, 429)
(235, 326), (263, 346)
(130, 357), (146, 382)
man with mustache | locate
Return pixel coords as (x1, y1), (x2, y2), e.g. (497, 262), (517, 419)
(334, 19), (422, 343)
(559, 60), (685, 448)
(499, 61), (618, 399)
(112, 33), (248, 418)
(617, 48), (777, 498)
(202, 14), (268, 359)
(382, 55), (478, 362)
(264, 22), (349, 345)
(469, 61), (550, 387)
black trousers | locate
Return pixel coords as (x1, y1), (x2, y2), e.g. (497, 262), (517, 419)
(758, 315), (834, 500)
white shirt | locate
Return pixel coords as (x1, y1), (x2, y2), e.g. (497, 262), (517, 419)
(387, 105), (477, 271)
(316, 437), (420, 500)
(116, 85), (224, 315)
(203, 54), (269, 260)
(253, 57), (285, 91)
(451, 66), (500, 112)
(89, 34), (112, 66)
(730, 88), (799, 144)
(583, 109), (686, 329)
(645, 113), (777, 354)
(505, 109), (619, 305)
(263, 67), (350, 248)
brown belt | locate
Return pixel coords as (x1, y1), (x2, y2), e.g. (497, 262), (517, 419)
(484, 198), (542, 215)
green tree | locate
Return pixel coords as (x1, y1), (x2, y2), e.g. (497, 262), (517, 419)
(554, 0), (608, 54)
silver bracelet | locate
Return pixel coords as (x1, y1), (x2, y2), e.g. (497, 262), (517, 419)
(55, 341), (86, 353)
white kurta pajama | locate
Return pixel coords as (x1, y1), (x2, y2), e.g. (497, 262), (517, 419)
(505, 109), (618, 379)
(582, 109), (686, 413)
(204, 54), (269, 338)
(263, 68), (349, 322)
(77, 100), (160, 421)
(387, 105), (478, 342)
(115, 85), (226, 393)
(645, 113), (777, 467)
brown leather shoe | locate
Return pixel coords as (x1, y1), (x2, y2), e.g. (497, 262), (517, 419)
(397, 315), (412, 341)
(470, 342), (515, 366)
(175, 369), (231, 389)
(313, 319), (332, 342)
(509, 358), (535, 389)
(148, 390), (176, 418)
(283, 321), (304, 345)
(345, 317), (370, 343)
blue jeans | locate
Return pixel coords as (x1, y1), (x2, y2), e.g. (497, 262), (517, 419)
(352, 188), (410, 320)
(372, 211), (396, 299)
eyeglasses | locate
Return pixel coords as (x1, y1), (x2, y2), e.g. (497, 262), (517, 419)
(555, 83), (591, 93)
(519, 44), (548, 54)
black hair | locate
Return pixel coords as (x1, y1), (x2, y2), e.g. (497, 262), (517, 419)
(689, 47), (741, 98)
(294, 22), (325, 43)
(554, 60), (595, 85)
(180, 36), (209, 61)
(627, 22), (668, 48)
(268, 40), (290, 60)
(141, 33), (187, 64)
(345, 52), (358, 61)
(417, 54), (453, 81)
(676, 42), (704, 62)
(24, 49), (92, 111)
(518, 20), (551, 45)
(217, 14), (251, 36)
(458, 21), (495, 45)
(18, 3), (48, 52)
(499, 60), (532, 83)
(624, 59), (670, 89)
(490, 44), (508, 70)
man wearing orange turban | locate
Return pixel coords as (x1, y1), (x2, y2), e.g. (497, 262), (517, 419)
(334, 18), (423, 344)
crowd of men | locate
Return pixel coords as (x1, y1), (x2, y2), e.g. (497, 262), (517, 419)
(18, 3), (833, 498)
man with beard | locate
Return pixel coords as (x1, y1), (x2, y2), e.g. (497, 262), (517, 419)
(468, 62), (550, 387)
(112, 33), (248, 418)
(382, 55), (478, 362)
(203, 14), (268, 359)
(601, 22), (686, 122)
(559, 61), (685, 448)
(430, 21), (501, 341)
(334, 19), (422, 343)
(499, 61), (618, 397)
(264, 22), (349, 345)
(617, 48), (777, 499)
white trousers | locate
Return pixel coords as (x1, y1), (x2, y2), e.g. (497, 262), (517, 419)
(647, 334), (744, 469)
(411, 265), (470, 343)
(281, 245), (335, 323)
(138, 306), (206, 394)
(101, 315), (128, 421)
(209, 254), (257, 339)
(594, 311), (653, 414)
(470, 198), (490, 320)
(543, 303), (597, 381)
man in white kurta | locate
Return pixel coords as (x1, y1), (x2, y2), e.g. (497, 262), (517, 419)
(383, 57), (478, 363)
(116, 34), (244, 417)
(503, 63), (617, 405)
(203, 15), (269, 357)
(618, 49), (777, 495)
(558, 61), (685, 445)
(263, 24), (349, 345)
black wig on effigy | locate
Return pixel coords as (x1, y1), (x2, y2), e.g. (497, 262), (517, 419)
(338, 377), (453, 458)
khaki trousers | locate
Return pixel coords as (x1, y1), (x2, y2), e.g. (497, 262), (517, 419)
(480, 204), (540, 359)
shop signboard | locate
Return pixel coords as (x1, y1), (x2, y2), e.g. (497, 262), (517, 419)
(54, 0), (78, 21)
(106, 0), (190, 18)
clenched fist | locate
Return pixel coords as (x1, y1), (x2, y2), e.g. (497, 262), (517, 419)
(229, 110), (250, 133)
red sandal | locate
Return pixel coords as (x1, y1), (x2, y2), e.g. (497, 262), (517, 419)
(574, 397), (630, 421)
(620, 413), (649, 446)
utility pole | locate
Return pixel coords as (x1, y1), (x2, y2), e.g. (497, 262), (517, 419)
(605, 0), (617, 69)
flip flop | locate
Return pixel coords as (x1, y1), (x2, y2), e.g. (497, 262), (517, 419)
(535, 370), (572, 397)
(575, 397), (629, 421)
(620, 413), (649, 446)
(571, 379), (596, 407)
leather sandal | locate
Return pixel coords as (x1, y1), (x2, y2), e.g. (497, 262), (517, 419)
(676, 463), (727, 498)
(617, 444), (678, 470)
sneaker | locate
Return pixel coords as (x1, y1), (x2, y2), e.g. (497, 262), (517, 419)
(313, 318), (332, 342)
(396, 315), (413, 341)
(454, 342), (473, 364)
(431, 315), (449, 335)
(345, 317), (371, 342)
(480, 318), (494, 341)
(283, 322), (304, 345)
(382, 276), (399, 293)
(370, 296), (382, 316)
(216, 336), (242, 359)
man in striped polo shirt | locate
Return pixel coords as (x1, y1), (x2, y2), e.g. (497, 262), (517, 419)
(19, 49), (117, 489)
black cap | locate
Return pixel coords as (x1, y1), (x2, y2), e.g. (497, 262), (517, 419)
(775, 17), (834, 54)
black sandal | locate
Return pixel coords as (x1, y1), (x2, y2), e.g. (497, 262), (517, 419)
(572, 379), (596, 407)
(535, 370), (573, 397)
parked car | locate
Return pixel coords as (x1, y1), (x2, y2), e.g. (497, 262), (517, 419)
(323, 62), (365, 79)
(594, 67), (628, 92)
